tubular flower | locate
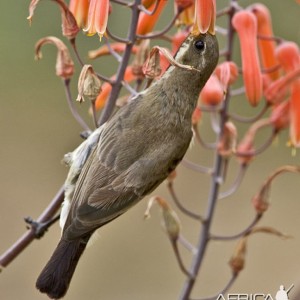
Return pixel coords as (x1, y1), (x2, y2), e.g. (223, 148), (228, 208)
(249, 4), (279, 80)
(276, 42), (300, 73)
(35, 36), (75, 80)
(214, 61), (239, 91)
(199, 74), (224, 106)
(95, 67), (136, 110)
(232, 10), (263, 106)
(84, 0), (109, 38)
(69, 0), (89, 28)
(276, 42), (300, 147)
(194, 0), (216, 34)
(290, 79), (300, 147)
(89, 43), (139, 59)
(270, 100), (290, 131)
(136, 0), (167, 36)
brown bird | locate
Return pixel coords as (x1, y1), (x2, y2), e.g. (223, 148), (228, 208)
(36, 32), (219, 299)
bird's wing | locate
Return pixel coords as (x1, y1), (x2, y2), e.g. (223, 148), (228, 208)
(63, 99), (192, 240)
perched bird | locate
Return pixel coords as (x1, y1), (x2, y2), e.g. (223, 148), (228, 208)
(36, 32), (219, 299)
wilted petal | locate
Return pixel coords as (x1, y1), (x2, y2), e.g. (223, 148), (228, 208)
(250, 4), (279, 80)
(35, 36), (75, 79)
(194, 0), (216, 34)
(69, 0), (89, 28)
(77, 65), (102, 103)
(84, 0), (109, 38)
(199, 74), (224, 106)
(27, 0), (40, 24)
(232, 10), (263, 106)
(137, 0), (168, 36)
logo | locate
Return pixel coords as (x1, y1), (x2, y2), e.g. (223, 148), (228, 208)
(216, 284), (294, 300)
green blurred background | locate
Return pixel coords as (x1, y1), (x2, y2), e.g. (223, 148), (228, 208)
(0, 1), (300, 299)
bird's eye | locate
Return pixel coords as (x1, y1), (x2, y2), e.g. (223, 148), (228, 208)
(194, 39), (205, 51)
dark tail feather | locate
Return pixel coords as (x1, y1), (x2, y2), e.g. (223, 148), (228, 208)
(36, 237), (89, 299)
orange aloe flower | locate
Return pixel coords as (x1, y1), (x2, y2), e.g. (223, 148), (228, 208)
(84, 0), (109, 38)
(276, 42), (300, 146)
(276, 42), (300, 73)
(290, 80), (300, 147)
(194, 0), (216, 34)
(250, 4), (279, 81)
(69, 0), (89, 28)
(95, 67), (136, 110)
(199, 74), (224, 106)
(232, 10), (262, 106)
(214, 61), (239, 91)
(136, 0), (168, 36)
(88, 43), (139, 59)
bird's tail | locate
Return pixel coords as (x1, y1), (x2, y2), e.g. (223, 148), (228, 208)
(36, 237), (89, 299)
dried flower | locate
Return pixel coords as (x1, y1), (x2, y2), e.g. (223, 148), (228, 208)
(229, 237), (246, 274)
(35, 36), (75, 80)
(132, 39), (151, 80)
(232, 10), (263, 106)
(76, 65), (102, 103)
(28, 0), (80, 39)
(84, 0), (109, 38)
(144, 196), (181, 242)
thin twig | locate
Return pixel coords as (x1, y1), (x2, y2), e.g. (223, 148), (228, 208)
(229, 103), (269, 123)
(63, 79), (91, 132)
(136, 11), (181, 40)
(193, 124), (217, 150)
(181, 159), (213, 175)
(0, 186), (64, 268)
(98, 0), (141, 125)
(210, 214), (262, 241)
(191, 273), (238, 300)
(167, 181), (203, 221)
(218, 164), (247, 200)
(179, 3), (237, 298)
(138, 0), (159, 15)
(106, 27), (131, 44)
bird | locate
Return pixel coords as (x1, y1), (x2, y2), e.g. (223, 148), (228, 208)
(36, 31), (219, 299)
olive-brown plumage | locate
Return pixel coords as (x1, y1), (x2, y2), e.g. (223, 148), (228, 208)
(36, 32), (219, 299)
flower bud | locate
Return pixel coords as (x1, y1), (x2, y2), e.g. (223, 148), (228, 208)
(192, 107), (202, 125)
(199, 74), (224, 106)
(252, 184), (270, 214)
(229, 238), (246, 274)
(35, 36), (75, 80)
